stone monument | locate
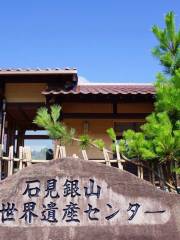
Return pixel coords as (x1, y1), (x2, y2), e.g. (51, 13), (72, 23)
(0, 158), (179, 240)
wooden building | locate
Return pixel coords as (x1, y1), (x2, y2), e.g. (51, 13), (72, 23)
(0, 68), (155, 163)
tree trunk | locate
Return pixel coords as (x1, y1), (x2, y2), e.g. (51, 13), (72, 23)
(165, 161), (174, 192)
(158, 164), (166, 190)
(150, 162), (155, 185)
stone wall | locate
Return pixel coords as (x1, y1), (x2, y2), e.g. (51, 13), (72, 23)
(0, 158), (179, 240)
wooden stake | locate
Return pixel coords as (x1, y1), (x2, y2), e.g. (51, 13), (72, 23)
(0, 144), (2, 180)
(103, 148), (111, 166)
(60, 146), (66, 158)
(140, 165), (144, 179)
(115, 144), (123, 170)
(19, 146), (23, 170)
(82, 149), (88, 160)
(55, 145), (60, 159)
(26, 147), (32, 166)
(8, 146), (14, 176)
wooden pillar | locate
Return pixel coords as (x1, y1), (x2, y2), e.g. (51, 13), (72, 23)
(0, 99), (3, 180)
(0, 98), (6, 151)
(16, 128), (25, 155)
(0, 99), (2, 140)
(4, 120), (16, 177)
(6, 120), (16, 153)
(0, 81), (5, 142)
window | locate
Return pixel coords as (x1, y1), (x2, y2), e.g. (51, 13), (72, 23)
(24, 130), (53, 160)
(114, 122), (143, 138)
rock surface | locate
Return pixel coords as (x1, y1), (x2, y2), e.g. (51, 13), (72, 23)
(0, 157), (179, 240)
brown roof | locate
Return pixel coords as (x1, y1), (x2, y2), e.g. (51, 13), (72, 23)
(42, 84), (155, 95)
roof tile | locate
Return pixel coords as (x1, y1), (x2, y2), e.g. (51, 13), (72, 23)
(42, 84), (155, 95)
(0, 67), (77, 72)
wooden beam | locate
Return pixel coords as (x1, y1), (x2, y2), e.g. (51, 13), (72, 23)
(16, 128), (25, 152)
(53, 94), (154, 104)
(15, 135), (49, 140)
(63, 112), (150, 119)
(0, 73), (77, 83)
(7, 102), (45, 110)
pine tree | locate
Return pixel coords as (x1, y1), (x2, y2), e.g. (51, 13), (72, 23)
(152, 11), (180, 75)
(119, 12), (180, 192)
(33, 105), (75, 157)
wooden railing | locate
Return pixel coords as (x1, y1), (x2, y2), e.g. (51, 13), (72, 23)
(0, 145), (178, 193)
(0, 145), (127, 179)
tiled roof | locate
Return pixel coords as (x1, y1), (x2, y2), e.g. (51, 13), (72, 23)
(0, 68), (77, 74)
(42, 84), (155, 95)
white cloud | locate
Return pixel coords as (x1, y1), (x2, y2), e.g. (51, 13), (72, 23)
(78, 76), (90, 84)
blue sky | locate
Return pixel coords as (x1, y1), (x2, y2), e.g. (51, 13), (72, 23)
(0, 0), (179, 83)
